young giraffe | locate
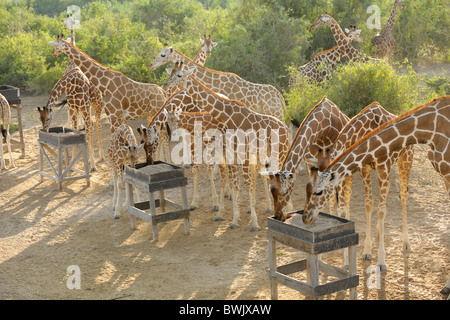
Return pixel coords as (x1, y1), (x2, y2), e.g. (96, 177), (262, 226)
(261, 97), (350, 221)
(0, 93), (15, 170)
(312, 102), (414, 261)
(49, 36), (167, 130)
(371, 0), (405, 59)
(304, 95), (450, 272)
(108, 122), (142, 219)
(310, 13), (377, 63)
(163, 64), (291, 231)
(290, 26), (363, 86)
(149, 46), (293, 125)
(193, 34), (218, 66)
(37, 67), (100, 171)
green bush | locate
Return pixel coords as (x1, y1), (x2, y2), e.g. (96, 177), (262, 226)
(286, 60), (437, 123)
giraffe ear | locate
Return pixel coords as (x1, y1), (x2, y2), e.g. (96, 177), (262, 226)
(166, 68), (173, 75)
(345, 28), (350, 34)
(211, 41), (218, 47)
(185, 68), (195, 76)
(48, 41), (57, 46)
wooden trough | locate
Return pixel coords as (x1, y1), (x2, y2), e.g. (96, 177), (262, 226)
(38, 127), (90, 190)
(0, 85), (25, 158)
(124, 161), (191, 241)
(267, 210), (359, 299)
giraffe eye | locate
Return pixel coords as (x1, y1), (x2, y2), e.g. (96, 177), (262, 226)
(313, 190), (323, 196)
(161, 54), (166, 58)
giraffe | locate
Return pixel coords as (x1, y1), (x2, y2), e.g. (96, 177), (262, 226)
(0, 93), (15, 170)
(290, 26), (364, 86)
(303, 95), (450, 272)
(312, 102), (414, 261)
(136, 124), (159, 165)
(163, 64), (291, 231)
(371, 0), (405, 59)
(37, 67), (100, 171)
(108, 122), (142, 219)
(310, 13), (376, 63)
(261, 96), (350, 221)
(149, 46), (294, 126)
(48, 36), (167, 130)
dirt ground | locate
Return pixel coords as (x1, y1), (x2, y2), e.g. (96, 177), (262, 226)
(0, 92), (448, 300)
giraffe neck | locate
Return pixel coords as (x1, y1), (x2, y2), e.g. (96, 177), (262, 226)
(193, 49), (208, 66)
(282, 99), (348, 172)
(46, 69), (80, 107)
(327, 17), (365, 61)
(385, 2), (400, 33)
(70, 29), (75, 46)
(61, 41), (116, 94)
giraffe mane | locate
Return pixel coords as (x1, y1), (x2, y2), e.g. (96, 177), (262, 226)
(311, 45), (339, 60)
(326, 14), (350, 43)
(280, 96), (329, 168)
(325, 95), (450, 171)
(181, 111), (209, 116)
(189, 76), (249, 109)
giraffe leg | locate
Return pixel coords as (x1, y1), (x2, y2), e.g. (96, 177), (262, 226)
(81, 110), (97, 172)
(207, 164), (220, 211)
(361, 165), (374, 261)
(261, 174), (273, 213)
(397, 148), (413, 252)
(190, 164), (199, 210)
(375, 167), (391, 272)
(5, 130), (15, 168)
(93, 103), (105, 162)
(0, 131), (6, 170)
(229, 165), (241, 229)
(215, 163), (228, 221)
(441, 275), (450, 297)
(247, 164), (260, 232)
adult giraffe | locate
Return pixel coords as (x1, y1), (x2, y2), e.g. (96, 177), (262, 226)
(49, 36), (167, 130)
(303, 96), (449, 274)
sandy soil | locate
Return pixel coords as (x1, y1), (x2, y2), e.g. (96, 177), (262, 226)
(0, 94), (448, 300)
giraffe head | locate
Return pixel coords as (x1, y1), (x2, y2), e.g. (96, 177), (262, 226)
(396, 0), (405, 10)
(345, 25), (363, 43)
(149, 44), (176, 70)
(162, 61), (194, 92)
(261, 161), (295, 221)
(122, 144), (142, 169)
(49, 35), (68, 57)
(303, 181), (335, 225)
(137, 124), (159, 165)
(310, 13), (334, 30)
(200, 34), (218, 57)
(37, 106), (53, 132)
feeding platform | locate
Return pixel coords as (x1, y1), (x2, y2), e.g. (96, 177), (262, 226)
(124, 161), (191, 241)
(0, 85), (24, 158)
(38, 127), (90, 190)
(267, 210), (359, 299)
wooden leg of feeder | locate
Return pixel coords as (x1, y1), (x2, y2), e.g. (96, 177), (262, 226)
(39, 142), (44, 183)
(307, 254), (320, 300)
(84, 144), (90, 187)
(57, 147), (63, 191)
(126, 182), (137, 230)
(268, 239), (278, 300)
(349, 245), (357, 300)
(181, 185), (190, 235)
(149, 191), (158, 241)
(159, 190), (166, 212)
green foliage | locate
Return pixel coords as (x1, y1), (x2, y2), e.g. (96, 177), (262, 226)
(423, 75), (450, 96)
(286, 60), (437, 123)
(0, 0), (447, 96)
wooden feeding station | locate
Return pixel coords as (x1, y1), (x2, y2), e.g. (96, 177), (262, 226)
(267, 210), (359, 300)
(38, 127), (90, 191)
(0, 85), (25, 158)
(124, 161), (191, 241)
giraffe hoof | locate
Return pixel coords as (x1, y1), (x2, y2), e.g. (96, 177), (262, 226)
(362, 253), (372, 261)
(250, 226), (261, 232)
(214, 217), (223, 222)
(190, 205), (198, 210)
(440, 286), (450, 296)
(229, 224), (239, 229)
(211, 205), (219, 212)
(265, 208), (273, 214)
(114, 214), (120, 219)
